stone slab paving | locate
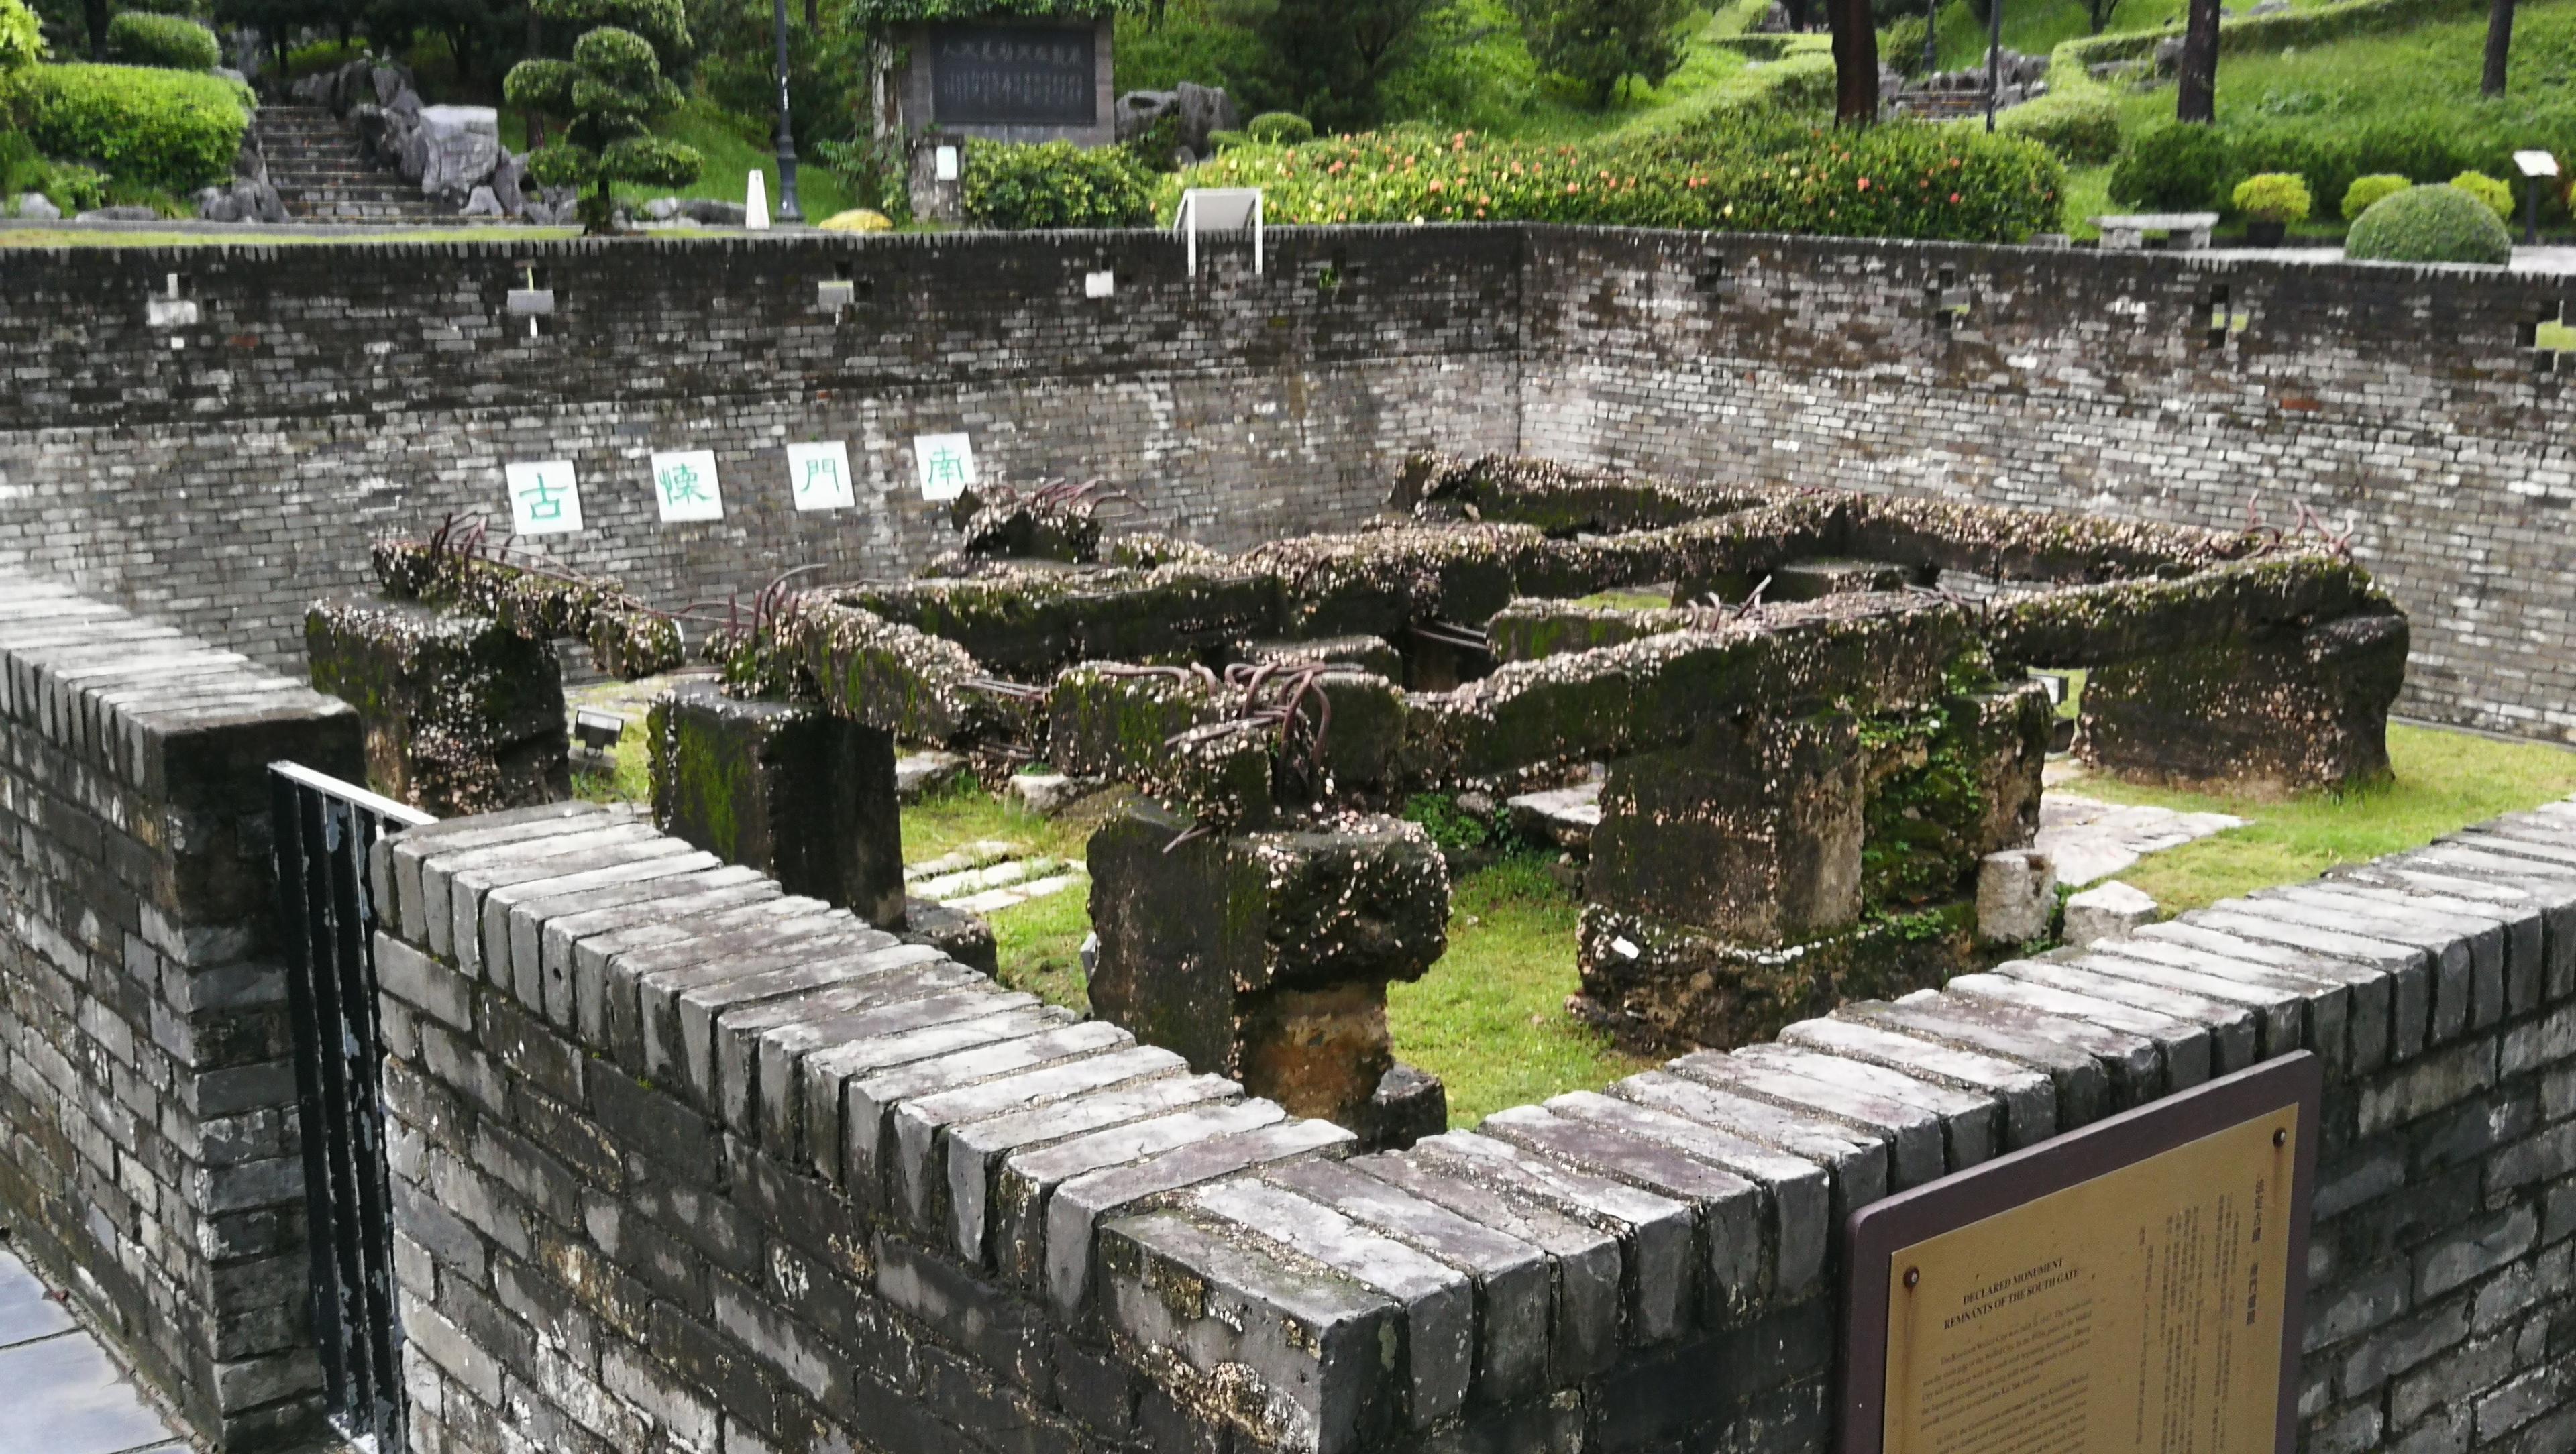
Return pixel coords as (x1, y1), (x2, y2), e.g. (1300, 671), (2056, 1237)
(906, 841), (1086, 913)
(2037, 792), (2247, 887)
(0, 1247), (186, 1454)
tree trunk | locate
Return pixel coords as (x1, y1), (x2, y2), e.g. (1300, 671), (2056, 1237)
(2176, 0), (2220, 121)
(1831, 0), (1880, 123)
(806, 0), (820, 31)
(2484, 0), (2515, 97)
(83, 0), (106, 60)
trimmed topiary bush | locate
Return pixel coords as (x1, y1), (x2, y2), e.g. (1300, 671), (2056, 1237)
(0, 0), (44, 73)
(0, 63), (246, 194)
(1997, 91), (2121, 166)
(505, 0), (703, 232)
(2341, 173), (2409, 221)
(2448, 170), (2514, 221)
(1245, 111), (1312, 145)
(2231, 172), (2310, 224)
(105, 12), (220, 70)
(2108, 119), (2232, 211)
(963, 139), (1155, 229)
(2345, 184), (2512, 265)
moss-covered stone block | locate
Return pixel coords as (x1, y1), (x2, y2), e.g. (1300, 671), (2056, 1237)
(305, 597), (568, 815)
(2076, 611), (2408, 797)
(1588, 712), (1865, 945)
(1859, 680), (2052, 910)
(649, 680), (904, 927)
(1574, 901), (1978, 1054)
(1087, 801), (1448, 1133)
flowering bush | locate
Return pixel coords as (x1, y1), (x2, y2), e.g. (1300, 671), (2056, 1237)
(1161, 119), (2063, 243)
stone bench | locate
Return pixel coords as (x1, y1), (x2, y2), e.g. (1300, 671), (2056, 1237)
(2093, 211), (2220, 249)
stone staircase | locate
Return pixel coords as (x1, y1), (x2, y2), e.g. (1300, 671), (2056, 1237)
(254, 105), (456, 224)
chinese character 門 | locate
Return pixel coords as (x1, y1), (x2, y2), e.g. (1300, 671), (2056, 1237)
(800, 457), (841, 495)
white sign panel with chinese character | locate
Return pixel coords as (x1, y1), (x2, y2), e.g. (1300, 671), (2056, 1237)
(506, 460), (584, 535)
(914, 433), (976, 501)
(787, 441), (856, 512)
(651, 449), (725, 523)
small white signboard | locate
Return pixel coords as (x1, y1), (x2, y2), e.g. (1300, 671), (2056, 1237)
(505, 460), (584, 535)
(914, 433), (977, 501)
(2516, 150), (2561, 179)
(650, 449), (724, 523)
(787, 441), (857, 512)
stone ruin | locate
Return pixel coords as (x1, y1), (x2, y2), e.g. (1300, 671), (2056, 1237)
(305, 454), (2410, 1147)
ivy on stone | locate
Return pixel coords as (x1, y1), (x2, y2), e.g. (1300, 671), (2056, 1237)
(504, 0), (700, 231)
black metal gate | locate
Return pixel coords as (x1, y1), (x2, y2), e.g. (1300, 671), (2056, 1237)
(270, 760), (436, 1451)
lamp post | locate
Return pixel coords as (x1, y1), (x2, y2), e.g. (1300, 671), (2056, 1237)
(771, 0), (804, 223)
(1984, 0), (2002, 132)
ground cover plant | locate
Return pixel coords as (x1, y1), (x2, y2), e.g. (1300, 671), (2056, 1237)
(1165, 115), (2065, 240)
(2072, 724), (2576, 911)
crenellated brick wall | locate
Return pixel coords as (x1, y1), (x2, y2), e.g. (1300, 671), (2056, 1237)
(370, 795), (2576, 1454)
(0, 573), (363, 1448)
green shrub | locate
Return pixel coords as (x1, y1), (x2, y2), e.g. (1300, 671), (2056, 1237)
(1996, 90), (2120, 166)
(2341, 172), (2410, 221)
(0, 0), (43, 74)
(1246, 111), (1313, 145)
(2345, 183), (2512, 264)
(105, 13), (219, 70)
(2231, 171), (2310, 223)
(1878, 15), (1929, 76)
(2109, 120), (2232, 210)
(2449, 169), (2514, 220)
(963, 139), (1155, 229)
(0, 64), (246, 194)
(1205, 127), (1249, 153)
(1165, 117), (2062, 243)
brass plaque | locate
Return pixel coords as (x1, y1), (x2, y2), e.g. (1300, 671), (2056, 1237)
(1841, 1054), (2320, 1454)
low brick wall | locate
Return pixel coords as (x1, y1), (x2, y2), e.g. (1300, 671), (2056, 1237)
(376, 794), (2576, 1453)
(0, 574), (363, 1447)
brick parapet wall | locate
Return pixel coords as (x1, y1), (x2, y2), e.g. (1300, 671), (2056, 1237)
(9, 227), (2576, 741)
(0, 573), (364, 1447)
(1511, 227), (2576, 743)
(379, 795), (2576, 1454)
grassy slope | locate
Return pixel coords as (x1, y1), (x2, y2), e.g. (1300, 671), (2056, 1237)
(2071, 724), (2576, 913)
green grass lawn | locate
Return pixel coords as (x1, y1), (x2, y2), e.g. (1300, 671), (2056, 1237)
(0, 226), (585, 247)
(1385, 855), (1654, 1126)
(902, 780), (1108, 1014)
(2068, 723), (2576, 913)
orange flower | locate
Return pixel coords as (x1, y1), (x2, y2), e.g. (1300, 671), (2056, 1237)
(1857, 177), (1871, 192)
(1949, 192), (1962, 203)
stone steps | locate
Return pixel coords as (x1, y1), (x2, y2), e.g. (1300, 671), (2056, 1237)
(251, 104), (455, 223)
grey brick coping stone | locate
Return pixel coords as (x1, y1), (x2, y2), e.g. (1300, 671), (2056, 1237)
(372, 793), (2576, 1453)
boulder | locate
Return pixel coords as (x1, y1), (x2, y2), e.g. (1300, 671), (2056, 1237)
(681, 197), (747, 225)
(13, 192), (60, 221)
(642, 196), (684, 221)
(2062, 880), (2156, 948)
(1976, 848), (2057, 946)
(489, 152), (527, 214)
(387, 85), (423, 121)
(417, 105), (501, 202)
(462, 185), (503, 217)
(1113, 89), (1175, 144)
(372, 63), (417, 108)
(1006, 771), (1094, 817)
(1114, 84), (1240, 156)
(75, 205), (162, 222)
(195, 186), (241, 223)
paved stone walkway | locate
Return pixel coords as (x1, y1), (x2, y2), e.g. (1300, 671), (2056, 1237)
(0, 1245), (187, 1454)
(906, 840), (1087, 914)
(2036, 792), (2246, 887)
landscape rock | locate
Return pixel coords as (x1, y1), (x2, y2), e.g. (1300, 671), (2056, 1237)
(489, 153), (527, 215)
(1007, 771), (1095, 817)
(13, 192), (60, 221)
(895, 750), (970, 803)
(417, 105), (502, 203)
(195, 187), (241, 223)
(682, 197), (747, 226)
(1113, 83), (1240, 157)
(2062, 880), (2157, 948)
(462, 186), (503, 218)
(643, 196), (684, 221)
(1977, 848), (2057, 946)
(74, 206), (161, 222)
(235, 178), (286, 223)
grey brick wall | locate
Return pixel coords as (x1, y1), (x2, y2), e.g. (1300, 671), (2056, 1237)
(7, 228), (2576, 741)
(376, 794), (2576, 1454)
(0, 229), (1523, 677)
(0, 573), (364, 1448)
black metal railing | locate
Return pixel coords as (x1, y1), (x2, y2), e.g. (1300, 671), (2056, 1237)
(270, 760), (435, 1451)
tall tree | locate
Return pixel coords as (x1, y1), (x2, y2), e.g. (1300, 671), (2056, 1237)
(1510, 0), (1691, 108)
(504, 0), (702, 230)
(2483, 0), (2514, 96)
(2176, 0), (2218, 121)
(1259, 0), (1441, 129)
(1829, 0), (1876, 122)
